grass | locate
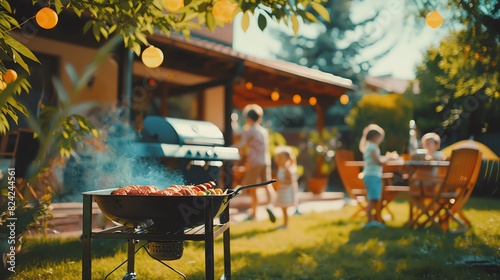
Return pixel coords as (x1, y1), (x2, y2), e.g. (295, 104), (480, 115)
(2, 197), (500, 279)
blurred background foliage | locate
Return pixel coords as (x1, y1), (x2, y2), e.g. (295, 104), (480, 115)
(346, 93), (413, 156)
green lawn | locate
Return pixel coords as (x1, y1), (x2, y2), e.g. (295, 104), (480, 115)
(3, 197), (500, 279)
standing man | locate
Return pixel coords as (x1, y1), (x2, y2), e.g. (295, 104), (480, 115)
(234, 104), (276, 222)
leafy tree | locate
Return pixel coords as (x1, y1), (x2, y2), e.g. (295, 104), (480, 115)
(271, 0), (394, 85)
(346, 93), (413, 155)
(0, 0), (329, 134)
(406, 0), (499, 141)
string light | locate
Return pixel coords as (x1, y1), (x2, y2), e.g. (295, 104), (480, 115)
(292, 94), (301, 104)
(425, 10), (443, 29)
(141, 45), (164, 68)
(36, 7), (58, 29)
(245, 81), (253, 90)
(271, 90), (280, 101)
(309, 96), (317, 106)
(339, 94), (349, 105)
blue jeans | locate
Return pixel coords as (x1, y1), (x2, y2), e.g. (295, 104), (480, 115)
(363, 175), (382, 201)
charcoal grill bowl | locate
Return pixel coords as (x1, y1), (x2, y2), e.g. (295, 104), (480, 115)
(85, 180), (276, 232)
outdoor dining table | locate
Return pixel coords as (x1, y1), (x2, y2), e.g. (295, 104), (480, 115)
(344, 159), (450, 226)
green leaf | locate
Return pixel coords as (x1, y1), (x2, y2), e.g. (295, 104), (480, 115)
(206, 11), (215, 31)
(54, 0), (64, 14)
(290, 14), (299, 37)
(257, 14), (267, 31)
(181, 28), (191, 38)
(100, 27), (109, 39)
(4, 35), (40, 64)
(65, 64), (80, 86)
(241, 11), (250, 32)
(83, 20), (94, 33)
(310, 2), (330, 22)
(304, 11), (319, 23)
(135, 32), (149, 46)
(131, 42), (141, 56)
(11, 50), (30, 74)
(108, 24), (117, 34)
(0, 0), (12, 13)
(92, 22), (101, 42)
(52, 76), (70, 105)
(182, 12), (198, 23)
(72, 6), (82, 17)
(8, 96), (29, 116)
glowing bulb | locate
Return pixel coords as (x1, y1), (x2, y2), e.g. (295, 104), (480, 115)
(245, 82), (253, 90)
(271, 91), (280, 101)
(142, 46), (164, 68)
(339, 94), (349, 105)
(36, 7), (58, 29)
(293, 94), (301, 104)
(212, 0), (237, 23)
(425, 10), (443, 29)
(309, 96), (317, 106)
(165, 0), (184, 12)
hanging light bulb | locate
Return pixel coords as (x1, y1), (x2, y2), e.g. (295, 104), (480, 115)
(425, 10), (443, 29)
(293, 94), (302, 104)
(142, 46), (164, 68)
(165, 0), (184, 12)
(36, 7), (58, 29)
(309, 96), (317, 106)
(339, 94), (349, 105)
(212, 0), (237, 23)
(271, 90), (280, 101)
(245, 81), (253, 90)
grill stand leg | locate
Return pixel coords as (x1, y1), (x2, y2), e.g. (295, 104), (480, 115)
(82, 194), (92, 280)
(123, 239), (137, 280)
(222, 204), (231, 279)
(205, 205), (215, 280)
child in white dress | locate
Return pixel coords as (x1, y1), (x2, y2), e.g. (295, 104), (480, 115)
(273, 146), (299, 229)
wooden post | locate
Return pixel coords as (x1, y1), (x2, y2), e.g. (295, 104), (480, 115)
(117, 43), (134, 121)
(314, 103), (325, 178)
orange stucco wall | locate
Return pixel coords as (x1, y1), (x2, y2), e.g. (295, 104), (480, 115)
(15, 33), (118, 109)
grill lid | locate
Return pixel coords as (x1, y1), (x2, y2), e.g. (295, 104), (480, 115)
(142, 116), (225, 146)
(134, 116), (239, 161)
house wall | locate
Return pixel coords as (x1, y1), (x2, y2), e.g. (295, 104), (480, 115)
(17, 34), (227, 127)
(191, 23), (233, 45)
(18, 35), (118, 108)
(203, 86), (225, 130)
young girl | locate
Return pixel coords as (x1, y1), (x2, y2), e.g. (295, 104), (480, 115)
(359, 124), (387, 229)
(273, 146), (299, 229)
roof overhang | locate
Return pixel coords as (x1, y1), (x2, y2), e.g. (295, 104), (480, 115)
(149, 34), (356, 109)
(11, 1), (355, 110)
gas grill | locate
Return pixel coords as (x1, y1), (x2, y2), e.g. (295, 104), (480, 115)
(82, 116), (240, 280)
(131, 116), (240, 185)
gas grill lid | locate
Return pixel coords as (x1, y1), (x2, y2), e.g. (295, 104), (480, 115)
(134, 116), (240, 161)
(142, 116), (225, 146)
